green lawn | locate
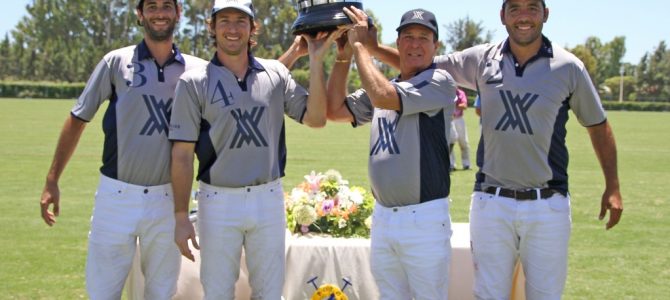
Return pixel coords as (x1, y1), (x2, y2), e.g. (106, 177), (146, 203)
(0, 98), (668, 299)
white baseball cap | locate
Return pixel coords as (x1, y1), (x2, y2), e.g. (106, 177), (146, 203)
(212, 0), (255, 19)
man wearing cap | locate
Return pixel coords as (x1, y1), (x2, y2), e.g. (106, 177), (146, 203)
(39, 0), (206, 299)
(367, 0), (624, 298)
(325, 6), (456, 299)
(169, 0), (339, 298)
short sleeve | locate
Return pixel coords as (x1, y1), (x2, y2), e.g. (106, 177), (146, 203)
(434, 44), (493, 91)
(394, 68), (456, 116)
(570, 63), (607, 127)
(169, 76), (203, 142)
(71, 58), (113, 122)
(345, 89), (374, 127)
(281, 65), (309, 123)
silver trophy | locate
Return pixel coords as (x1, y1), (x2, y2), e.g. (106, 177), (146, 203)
(291, 0), (368, 35)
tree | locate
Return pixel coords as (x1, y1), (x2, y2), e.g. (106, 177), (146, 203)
(0, 34), (12, 79)
(252, 0), (298, 60)
(581, 36), (626, 86)
(7, 0), (141, 82)
(443, 16), (493, 52)
(179, 0), (211, 58)
(636, 41), (670, 100)
(569, 44), (598, 85)
(602, 76), (636, 101)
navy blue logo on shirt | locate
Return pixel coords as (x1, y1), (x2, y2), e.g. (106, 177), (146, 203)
(230, 106), (268, 149)
(370, 116), (400, 155)
(211, 80), (235, 107)
(495, 90), (537, 134)
(140, 95), (172, 136)
(126, 63), (147, 87)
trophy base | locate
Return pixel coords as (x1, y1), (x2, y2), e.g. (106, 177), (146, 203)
(291, 2), (364, 35)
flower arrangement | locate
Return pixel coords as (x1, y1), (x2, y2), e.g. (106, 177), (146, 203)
(285, 170), (374, 238)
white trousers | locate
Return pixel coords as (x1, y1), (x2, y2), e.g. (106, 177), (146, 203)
(197, 179), (286, 300)
(449, 117), (471, 168)
(370, 198), (452, 300)
(469, 191), (572, 300)
(86, 175), (179, 300)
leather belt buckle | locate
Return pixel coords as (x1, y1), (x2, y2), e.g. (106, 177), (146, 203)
(483, 186), (556, 201)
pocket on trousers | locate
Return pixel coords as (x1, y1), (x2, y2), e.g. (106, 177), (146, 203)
(413, 208), (451, 232)
(94, 186), (123, 202)
(470, 193), (490, 211)
(546, 195), (571, 213)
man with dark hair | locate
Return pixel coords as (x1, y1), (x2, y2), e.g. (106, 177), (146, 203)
(325, 6), (456, 299)
(367, 0), (623, 298)
(169, 0), (338, 298)
(39, 1), (206, 299)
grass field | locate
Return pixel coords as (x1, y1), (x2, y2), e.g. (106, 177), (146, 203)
(0, 98), (668, 299)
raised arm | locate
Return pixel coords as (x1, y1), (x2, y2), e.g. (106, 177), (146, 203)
(40, 115), (87, 226)
(279, 35), (308, 70)
(302, 30), (344, 128)
(587, 121), (623, 230)
(355, 10), (400, 70)
(326, 32), (355, 123)
(345, 6), (400, 111)
(365, 24), (400, 70)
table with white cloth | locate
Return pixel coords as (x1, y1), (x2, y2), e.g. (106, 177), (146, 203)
(126, 223), (525, 299)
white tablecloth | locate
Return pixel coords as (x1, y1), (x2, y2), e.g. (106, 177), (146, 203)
(126, 223), (525, 299)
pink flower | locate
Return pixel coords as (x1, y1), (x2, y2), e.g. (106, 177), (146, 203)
(322, 199), (334, 214)
(304, 171), (323, 194)
(301, 225), (310, 234)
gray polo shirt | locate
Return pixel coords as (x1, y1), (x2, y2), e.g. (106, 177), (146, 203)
(434, 36), (606, 193)
(169, 55), (308, 188)
(346, 66), (456, 207)
(71, 41), (206, 186)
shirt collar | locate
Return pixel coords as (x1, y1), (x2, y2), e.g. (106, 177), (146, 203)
(210, 52), (265, 71)
(498, 35), (554, 60)
(393, 63), (437, 82)
(136, 40), (185, 65)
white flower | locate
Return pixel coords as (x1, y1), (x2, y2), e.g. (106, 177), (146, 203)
(323, 169), (343, 183)
(294, 204), (318, 226)
(338, 218), (348, 229)
(364, 215), (373, 229)
(348, 187), (365, 205)
(286, 188), (309, 208)
(310, 191), (326, 204)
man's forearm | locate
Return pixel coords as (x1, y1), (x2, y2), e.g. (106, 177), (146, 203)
(171, 144), (195, 217)
(588, 121), (620, 190)
(326, 52), (353, 121)
(46, 115), (87, 183)
(369, 44), (400, 70)
(303, 60), (327, 128)
(353, 43), (400, 110)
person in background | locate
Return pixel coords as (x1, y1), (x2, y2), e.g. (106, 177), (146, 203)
(450, 88), (471, 171)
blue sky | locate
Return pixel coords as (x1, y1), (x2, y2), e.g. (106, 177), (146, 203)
(2, 0), (668, 64)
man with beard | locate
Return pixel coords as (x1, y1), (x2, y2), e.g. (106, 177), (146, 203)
(39, 1), (206, 299)
(367, 0), (623, 298)
(169, 0), (337, 298)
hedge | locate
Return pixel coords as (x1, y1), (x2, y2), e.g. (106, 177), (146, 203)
(602, 101), (670, 112)
(0, 81), (85, 99)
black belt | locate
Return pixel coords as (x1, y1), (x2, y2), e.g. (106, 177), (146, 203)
(481, 187), (558, 201)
